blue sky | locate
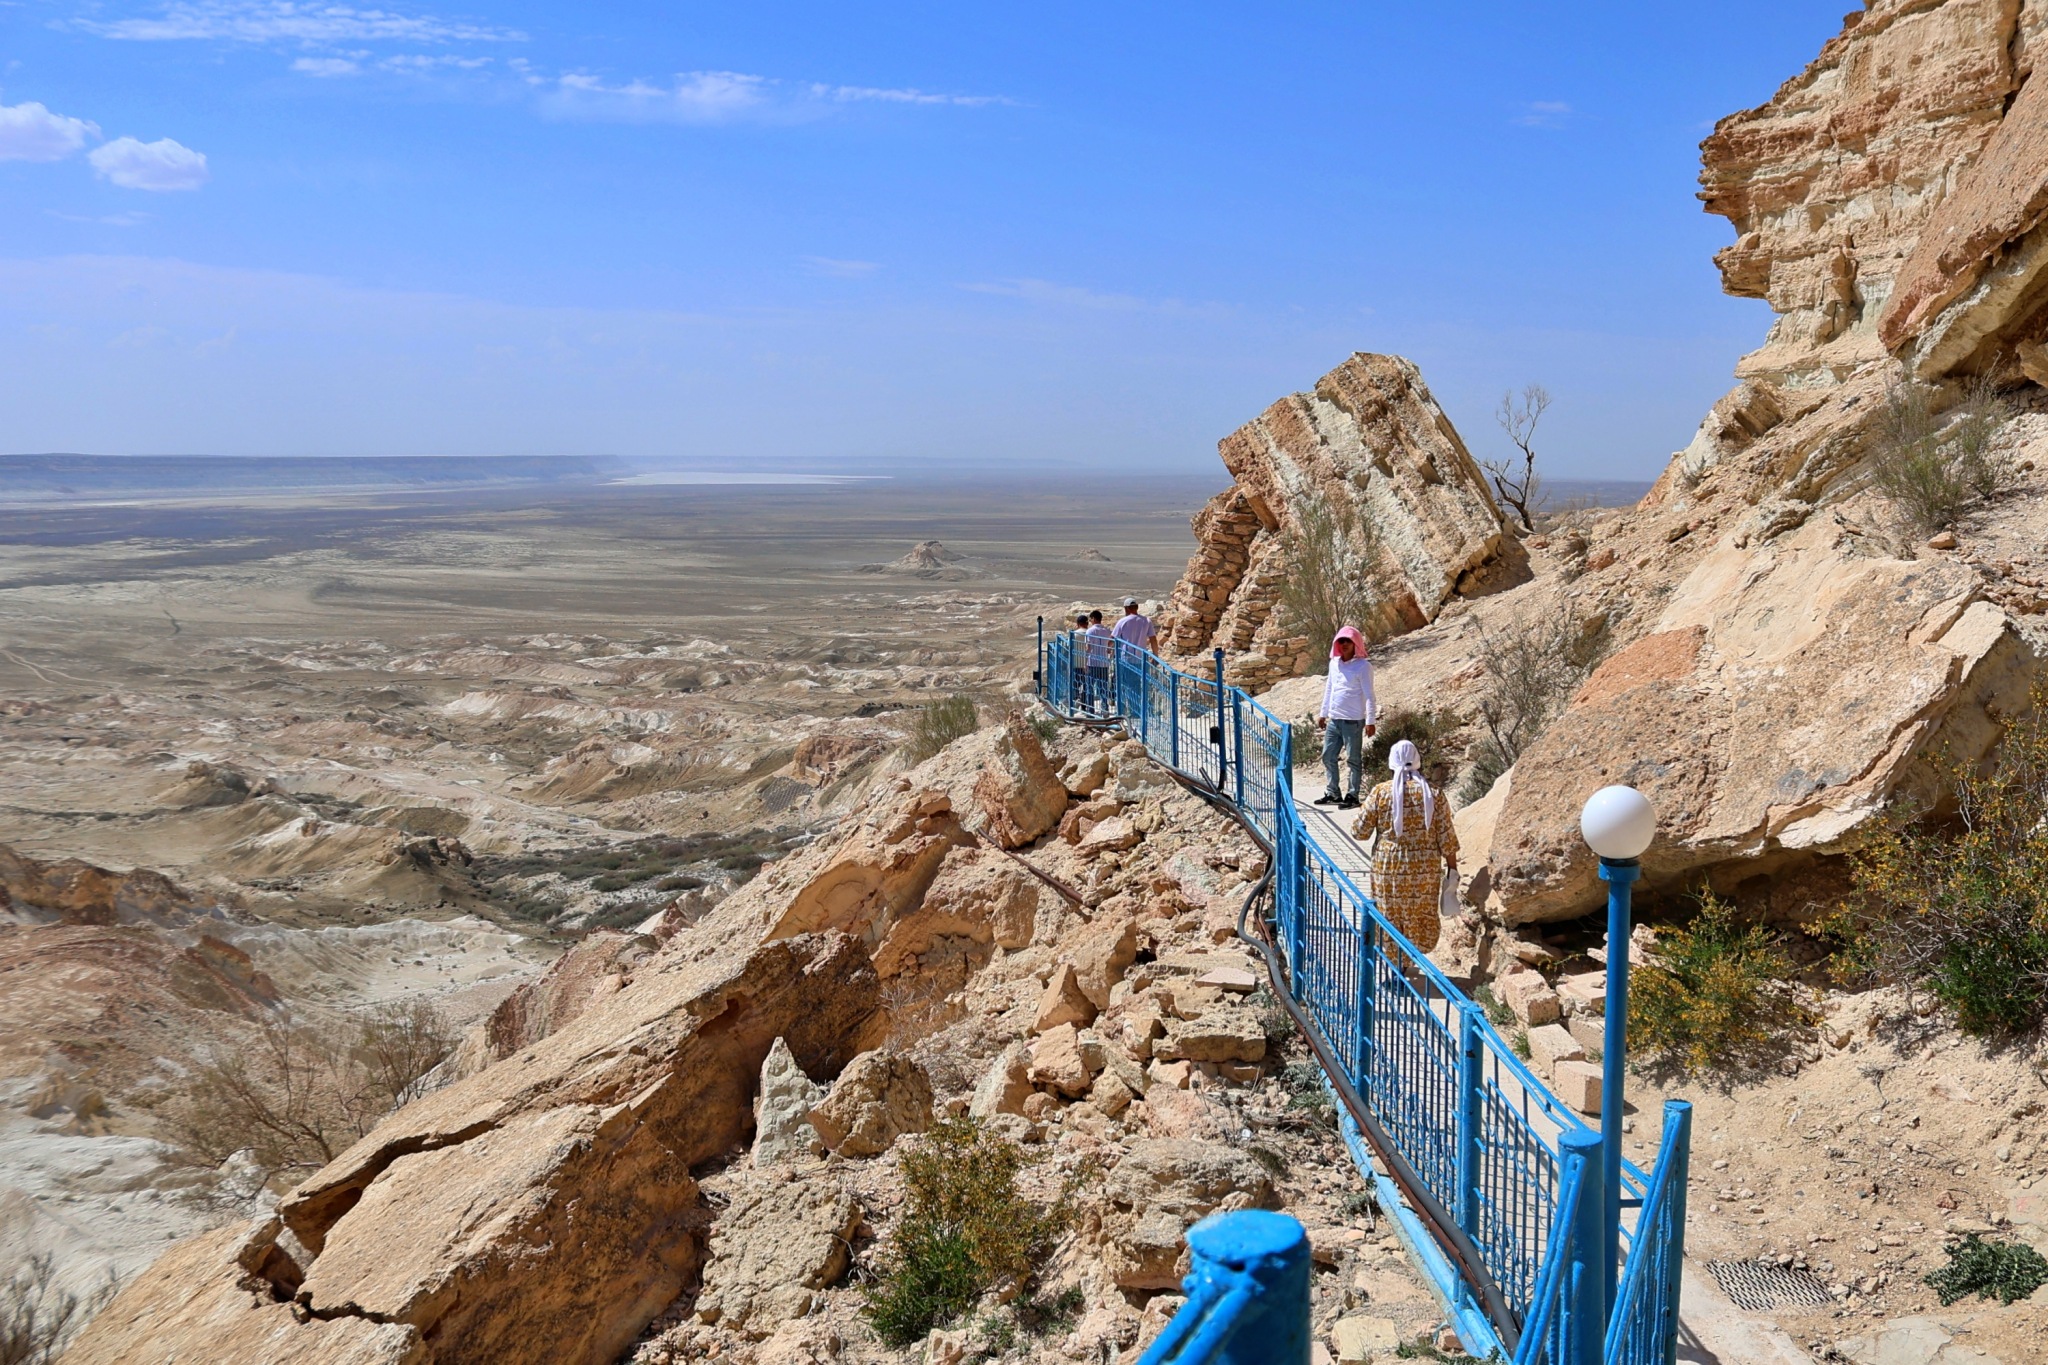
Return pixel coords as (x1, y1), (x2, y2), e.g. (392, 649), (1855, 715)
(0, 2), (1848, 477)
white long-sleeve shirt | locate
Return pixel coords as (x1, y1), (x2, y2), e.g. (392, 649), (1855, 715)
(1319, 656), (1377, 723)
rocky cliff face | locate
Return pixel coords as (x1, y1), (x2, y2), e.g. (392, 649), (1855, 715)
(67, 719), (1419, 1365)
(1159, 353), (1527, 690)
(1686, 0), (2048, 477)
(1221, 0), (2048, 927)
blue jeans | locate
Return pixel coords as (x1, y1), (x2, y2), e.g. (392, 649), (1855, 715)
(1085, 665), (1111, 714)
(1321, 719), (1364, 798)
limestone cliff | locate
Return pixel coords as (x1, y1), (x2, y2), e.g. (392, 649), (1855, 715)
(1159, 353), (1527, 690)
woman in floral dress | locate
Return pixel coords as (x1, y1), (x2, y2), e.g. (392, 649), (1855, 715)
(1351, 739), (1458, 951)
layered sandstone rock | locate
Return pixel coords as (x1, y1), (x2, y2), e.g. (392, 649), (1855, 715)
(1159, 353), (1527, 690)
(1429, 0), (2048, 922)
(1486, 520), (2036, 922)
(1683, 0), (2048, 483)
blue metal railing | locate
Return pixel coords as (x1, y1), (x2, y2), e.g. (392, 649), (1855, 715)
(1136, 1210), (1311, 1365)
(1036, 627), (1692, 1365)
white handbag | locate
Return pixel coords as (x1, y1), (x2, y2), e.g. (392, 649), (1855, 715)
(1439, 869), (1461, 919)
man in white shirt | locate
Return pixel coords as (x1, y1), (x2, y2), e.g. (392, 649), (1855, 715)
(1084, 610), (1115, 714)
(1110, 597), (1155, 657)
(1315, 626), (1377, 807)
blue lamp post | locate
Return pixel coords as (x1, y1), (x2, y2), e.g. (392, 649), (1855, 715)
(1579, 783), (1656, 1324)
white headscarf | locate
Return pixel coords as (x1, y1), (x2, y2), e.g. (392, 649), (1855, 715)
(1389, 739), (1434, 837)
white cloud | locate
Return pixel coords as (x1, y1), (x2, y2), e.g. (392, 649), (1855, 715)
(801, 256), (879, 279)
(82, 1), (526, 46)
(47, 209), (154, 226)
(959, 277), (1229, 319)
(292, 55), (362, 76)
(548, 70), (770, 123)
(809, 84), (1010, 107)
(89, 136), (211, 191)
(379, 53), (490, 72)
(0, 101), (100, 162)
(960, 278), (1149, 311)
(546, 70), (1010, 124)
(1515, 101), (1572, 129)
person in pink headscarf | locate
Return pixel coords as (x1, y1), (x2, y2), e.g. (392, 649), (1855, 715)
(1314, 626), (1377, 808)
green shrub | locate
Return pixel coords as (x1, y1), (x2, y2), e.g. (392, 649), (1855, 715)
(1925, 1234), (2048, 1306)
(1630, 889), (1808, 1076)
(1028, 710), (1061, 746)
(1837, 684), (2048, 1036)
(1868, 378), (2012, 534)
(904, 695), (981, 764)
(862, 1117), (1066, 1346)
(1473, 982), (1515, 1030)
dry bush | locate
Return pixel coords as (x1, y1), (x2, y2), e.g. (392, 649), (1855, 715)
(1630, 889), (1811, 1077)
(903, 695), (979, 764)
(1458, 608), (1603, 802)
(1, 1254), (114, 1365)
(1275, 496), (1388, 655)
(1868, 377), (2012, 534)
(1834, 683), (2048, 1037)
(163, 999), (455, 1184)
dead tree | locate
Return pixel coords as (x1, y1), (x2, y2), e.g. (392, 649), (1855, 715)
(1485, 384), (1550, 533)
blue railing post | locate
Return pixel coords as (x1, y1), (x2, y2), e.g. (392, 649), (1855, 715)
(1599, 856), (1641, 1321)
(1349, 921), (1369, 1083)
(1455, 999), (1485, 1320)
(1169, 675), (1182, 770)
(1035, 616), (1044, 700)
(1658, 1100), (1693, 1365)
(1213, 648), (1229, 789)
(1559, 1129), (1605, 1365)
(1187, 1211), (1309, 1365)
(1232, 692), (1247, 809)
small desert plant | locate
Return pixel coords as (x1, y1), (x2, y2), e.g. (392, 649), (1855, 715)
(1485, 383), (1551, 533)
(863, 1117), (1067, 1346)
(1027, 709), (1061, 746)
(1925, 1234), (2048, 1306)
(1835, 683), (2048, 1036)
(1473, 982), (1515, 1030)
(1458, 608), (1603, 802)
(1372, 706), (1463, 781)
(1867, 377), (2011, 533)
(1629, 889), (1808, 1076)
(0, 1254), (115, 1365)
(1275, 495), (1389, 657)
(903, 694), (980, 764)
(163, 1000), (455, 1184)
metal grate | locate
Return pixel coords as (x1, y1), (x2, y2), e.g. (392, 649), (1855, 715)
(1708, 1260), (1834, 1312)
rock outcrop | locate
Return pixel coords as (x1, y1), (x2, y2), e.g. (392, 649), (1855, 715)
(1158, 353), (1527, 689)
(1246, 1), (2048, 925)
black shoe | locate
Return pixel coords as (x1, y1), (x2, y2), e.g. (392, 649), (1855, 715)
(1339, 793), (1361, 809)
(1314, 791), (1341, 807)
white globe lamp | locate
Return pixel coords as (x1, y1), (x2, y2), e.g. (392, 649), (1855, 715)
(1580, 784), (1655, 861)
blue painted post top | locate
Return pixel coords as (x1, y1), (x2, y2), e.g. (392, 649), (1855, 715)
(1184, 1211), (1310, 1365)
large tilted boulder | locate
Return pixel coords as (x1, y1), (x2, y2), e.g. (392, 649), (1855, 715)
(70, 932), (883, 1365)
(1486, 521), (2036, 922)
(63, 1220), (425, 1365)
(1158, 352), (1528, 689)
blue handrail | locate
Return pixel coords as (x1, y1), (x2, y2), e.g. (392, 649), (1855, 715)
(1037, 627), (1692, 1365)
